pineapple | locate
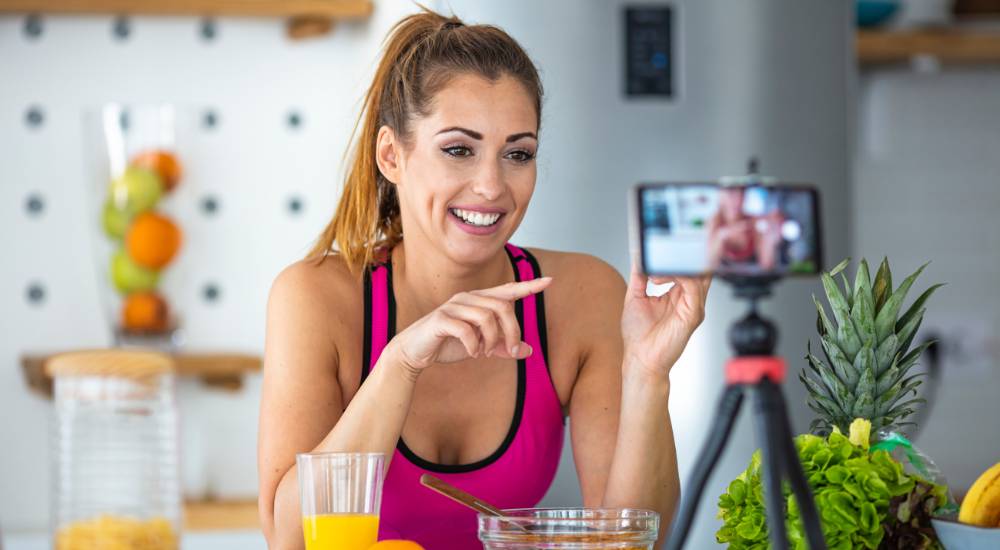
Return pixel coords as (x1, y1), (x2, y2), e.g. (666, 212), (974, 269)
(800, 258), (943, 436)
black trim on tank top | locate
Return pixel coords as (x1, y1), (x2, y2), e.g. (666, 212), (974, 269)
(384, 249), (528, 474)
(519, 248), (551, 375)
(361, 267), (373, 382)
(520, 247), (565, 425)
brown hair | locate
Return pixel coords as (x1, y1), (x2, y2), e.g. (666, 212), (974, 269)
(307, 7), (543, 275)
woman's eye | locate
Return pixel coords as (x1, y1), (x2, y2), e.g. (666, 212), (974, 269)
(443, 146), (472, 158)
(507, 150), (535, 163)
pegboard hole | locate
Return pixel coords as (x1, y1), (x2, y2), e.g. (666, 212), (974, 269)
(287, 196), (305, 216)
(202, 283), (221, 303)
(112, 16), (131, 41)
(26, 282), (46, 306)
(202, 109), (219, 130)
(287, 111), (303, 130)
(25, 106), (44, 128)
(23, 14), (43, 39)
(200, 18), (218, 41)
(119, 109), (131, 132)
(200, 195), (220, 216)
(25, 193), (45, 217)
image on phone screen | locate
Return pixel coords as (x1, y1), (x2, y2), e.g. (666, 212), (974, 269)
(637, 183), (822, 276)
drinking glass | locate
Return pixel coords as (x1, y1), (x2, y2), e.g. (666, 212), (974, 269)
(297, 452), (385, 550)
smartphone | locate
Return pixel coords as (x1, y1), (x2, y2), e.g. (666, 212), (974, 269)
(633, 182), (823, 277)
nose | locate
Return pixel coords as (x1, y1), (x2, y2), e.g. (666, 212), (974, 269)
(471, 159), (504, 202)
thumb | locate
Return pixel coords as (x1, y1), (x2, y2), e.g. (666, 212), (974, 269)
(627, 253), (648, 301)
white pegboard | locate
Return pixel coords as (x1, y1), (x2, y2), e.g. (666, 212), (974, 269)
(0, 5), (419, 530)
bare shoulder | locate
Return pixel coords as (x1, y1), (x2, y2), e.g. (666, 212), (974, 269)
(267, 254), (364, 351)
(526, 248), (626, 302)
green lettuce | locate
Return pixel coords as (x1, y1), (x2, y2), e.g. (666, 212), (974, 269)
(716, 424), (947, 549)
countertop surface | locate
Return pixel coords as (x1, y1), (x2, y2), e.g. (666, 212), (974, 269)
(3, 530), (267, 550)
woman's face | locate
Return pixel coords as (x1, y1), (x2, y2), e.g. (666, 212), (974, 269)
(385, 73), (538, 266)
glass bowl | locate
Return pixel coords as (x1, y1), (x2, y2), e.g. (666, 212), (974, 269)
(479, 508), (659, 549)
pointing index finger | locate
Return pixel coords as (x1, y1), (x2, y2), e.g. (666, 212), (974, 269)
(474, 276), (552, 301)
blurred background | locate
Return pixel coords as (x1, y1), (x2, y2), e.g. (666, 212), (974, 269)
(2, 0), (999, 548)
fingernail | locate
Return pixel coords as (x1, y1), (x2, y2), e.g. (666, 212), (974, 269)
(510, 344), (520, 357)
(524, 344), (533, 357)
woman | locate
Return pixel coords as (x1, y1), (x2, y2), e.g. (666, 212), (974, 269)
(707, 186), (783, 272)
(258, 9), (710, 549)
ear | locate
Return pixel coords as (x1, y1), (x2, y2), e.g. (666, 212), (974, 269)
(375, 125), (402, 185)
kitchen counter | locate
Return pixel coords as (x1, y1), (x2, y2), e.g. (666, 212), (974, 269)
(3, 530), (267, 550)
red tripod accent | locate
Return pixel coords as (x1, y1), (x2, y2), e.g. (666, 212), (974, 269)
(725, 356), (787, 385)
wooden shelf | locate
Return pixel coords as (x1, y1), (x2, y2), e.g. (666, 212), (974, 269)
(0, 0), (374, 39)
(185, 499), (259, 531)
(21, 351), (262, 397)
(857, 28), (1000, 65)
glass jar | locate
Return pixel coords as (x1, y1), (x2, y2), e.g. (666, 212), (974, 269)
(48, 350), (181, 550)
(89, 103), (191, 349)
(479, 508), (660, 550)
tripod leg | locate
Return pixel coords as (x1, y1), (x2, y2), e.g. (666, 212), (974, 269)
(755, 379), (790, 550)
(765, 381), (827, 550)
(665, 385), (744, 550)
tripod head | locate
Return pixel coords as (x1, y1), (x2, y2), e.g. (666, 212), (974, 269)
(721, 275), (781, 357)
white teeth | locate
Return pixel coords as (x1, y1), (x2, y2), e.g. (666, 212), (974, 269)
(451, 208), (501, 227)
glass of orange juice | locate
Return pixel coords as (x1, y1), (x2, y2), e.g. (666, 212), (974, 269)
(297, 452), (385, 550)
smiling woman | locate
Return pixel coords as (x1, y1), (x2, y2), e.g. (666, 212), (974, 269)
(258, 6), (710, 550)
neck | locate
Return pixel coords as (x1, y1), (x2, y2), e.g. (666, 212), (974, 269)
(391, 240), (514, 316)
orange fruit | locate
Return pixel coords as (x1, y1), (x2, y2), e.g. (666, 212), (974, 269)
(369, 541), (426, 550)
(130, 149), (183, 192)
(126, 212), (182, 269)
(122, 292), (169, 333)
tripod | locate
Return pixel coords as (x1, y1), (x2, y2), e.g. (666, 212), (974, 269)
(665, 278), (827, 550)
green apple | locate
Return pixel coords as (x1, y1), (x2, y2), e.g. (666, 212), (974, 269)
(108, 167), (163, 215)
(110, 249), (160, 294)
(101, 198), (130, 239)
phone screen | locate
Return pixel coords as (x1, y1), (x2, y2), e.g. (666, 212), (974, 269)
(636, 183), (822, 276)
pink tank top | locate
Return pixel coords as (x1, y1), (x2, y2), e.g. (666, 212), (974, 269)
(362, 244), (565, 548)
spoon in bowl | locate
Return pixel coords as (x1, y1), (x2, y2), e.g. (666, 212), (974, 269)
(419, 474), (530, 532)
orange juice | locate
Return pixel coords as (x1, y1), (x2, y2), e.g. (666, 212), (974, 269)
(302, 514), (379, 550)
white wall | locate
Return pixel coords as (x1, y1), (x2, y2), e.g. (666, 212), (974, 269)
(853, 66), (1000, 494)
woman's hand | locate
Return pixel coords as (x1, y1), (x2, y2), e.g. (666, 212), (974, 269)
(621, 260), (711, 381)
(386, 277), (552, 377)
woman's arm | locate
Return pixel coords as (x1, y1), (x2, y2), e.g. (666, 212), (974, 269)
(258, 263), (420, 550)
(567, 256), (708, 549)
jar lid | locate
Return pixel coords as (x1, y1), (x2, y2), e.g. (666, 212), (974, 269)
(46, 349), (174, 379)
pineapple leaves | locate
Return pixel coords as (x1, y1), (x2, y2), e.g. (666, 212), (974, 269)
(895, 310), (924, 358)
(821, 335), (859, 387)
(873, 257), (893, 314)
(874, 334), (898, 378)
(840, 273), (854, 310)
(874, 262), (928, 343)
(896, 283), (945, 335)
(806, 257), (941, 435)
(822, 272), (862, 360)
(851, 259), (876, 342)
(814, 295), (837, 340)
(829, 257), (850, 277)
(851, 365), (876, 420)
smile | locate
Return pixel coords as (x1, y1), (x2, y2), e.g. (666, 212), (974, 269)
(449, 208), (503, 227)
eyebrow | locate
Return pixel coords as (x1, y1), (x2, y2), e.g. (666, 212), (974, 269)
(436, 126), (537, 143)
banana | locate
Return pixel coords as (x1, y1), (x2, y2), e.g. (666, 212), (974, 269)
(959, 462), (1000, 527)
